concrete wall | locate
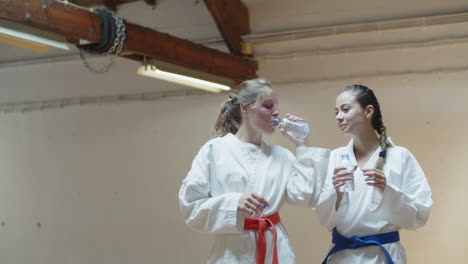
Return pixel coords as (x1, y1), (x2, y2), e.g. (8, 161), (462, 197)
(0, 70), (466, 263)
(0, 13), (467, 264)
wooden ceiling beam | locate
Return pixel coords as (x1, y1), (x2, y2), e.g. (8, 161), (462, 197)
(71, 0), (157, 10)
(0, 0), (101, 43)
(124, 23), (257, 82)
(0, 0), (257, 83)
(203, 0), (250, 56)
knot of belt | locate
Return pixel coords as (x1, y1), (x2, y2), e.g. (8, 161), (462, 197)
(244, 212), (281, 264)
(322, 227), (400, 264)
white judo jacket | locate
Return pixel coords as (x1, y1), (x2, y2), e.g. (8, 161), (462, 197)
(179, 133), (330, 263)
(315, 138), (433, 264)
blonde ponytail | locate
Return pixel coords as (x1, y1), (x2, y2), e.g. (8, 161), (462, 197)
(213, 78), (272, 137)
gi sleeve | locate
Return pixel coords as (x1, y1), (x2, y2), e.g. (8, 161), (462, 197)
(369, 149), (433, 229)
(178, 143), (243, 234)
(286, 146), (330, 208)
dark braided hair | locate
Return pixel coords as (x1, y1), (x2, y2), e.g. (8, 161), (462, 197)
(343, 84), (391, 170)
(213, 78), (272, 137)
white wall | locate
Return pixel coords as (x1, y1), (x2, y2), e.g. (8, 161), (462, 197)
(271, 73), (468, 263)
(0, 17), (467, 264)
(0, 93), (228, 263)
(0, 70), (466, 263)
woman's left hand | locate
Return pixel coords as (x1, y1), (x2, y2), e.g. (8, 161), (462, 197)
(362, 168), (386, 191)
(280, 114), (309, 147)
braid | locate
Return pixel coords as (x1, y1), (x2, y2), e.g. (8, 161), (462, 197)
(343, 84), (392, 170)
(372, 103), (391, 170)
(375, 122), (389, 170)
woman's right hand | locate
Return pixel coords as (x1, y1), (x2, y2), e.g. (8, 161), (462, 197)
(332, 166), (355, 209)
(280, 114), (309, 147)
(238, 193), (270, 217)
(332, 166), (353, 193)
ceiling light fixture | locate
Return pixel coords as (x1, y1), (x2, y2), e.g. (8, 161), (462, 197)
(0, 26), (70, 53)
(137, 61), (232, 93)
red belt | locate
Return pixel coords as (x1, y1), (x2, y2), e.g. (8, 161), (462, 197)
(243, 212), (281, 264)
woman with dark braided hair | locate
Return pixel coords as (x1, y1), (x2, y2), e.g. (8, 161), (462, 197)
(179, 78), (329, 264)
(315, 84), (432, 264)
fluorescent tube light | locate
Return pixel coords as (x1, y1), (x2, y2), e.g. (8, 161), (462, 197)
(0, 26), (70, 52)
(137, 64), (231, 93)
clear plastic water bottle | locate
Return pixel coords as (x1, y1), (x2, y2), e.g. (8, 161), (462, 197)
(338, 153), (355, 192)
(273, 117), (310, 139)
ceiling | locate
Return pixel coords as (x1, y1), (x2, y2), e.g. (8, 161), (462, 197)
(1, 0), (467, 105)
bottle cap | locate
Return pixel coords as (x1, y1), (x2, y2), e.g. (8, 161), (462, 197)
(272, 117), (281, 126)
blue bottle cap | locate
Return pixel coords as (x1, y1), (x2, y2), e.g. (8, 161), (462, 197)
(273, 118), (281, 126)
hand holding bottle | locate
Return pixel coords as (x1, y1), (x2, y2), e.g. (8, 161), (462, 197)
(337, 154), (355, 192)
(332, 163), (357, 209)
(332, 156), (357, 193)
(237, 193), (270, 217)
(274, 114), (310, 146)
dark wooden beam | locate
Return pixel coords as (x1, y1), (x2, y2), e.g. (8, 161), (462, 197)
(0, 0), (101, 43)
(203, 0), (250, 56)
(124, 23), (257, 82)
(0, 0), (257, 83)
(71, 0), (157, 10)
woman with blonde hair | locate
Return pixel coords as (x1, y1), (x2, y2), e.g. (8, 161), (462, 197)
(179, 78), (329, 263)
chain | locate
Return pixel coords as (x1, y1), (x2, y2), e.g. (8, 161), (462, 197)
(107, 11), (126, 55)
(79, 49), (115, 74)
(79, 9), (126, 73)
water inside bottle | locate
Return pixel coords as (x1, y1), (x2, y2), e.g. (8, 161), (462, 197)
(338, 154), (355, 192)
(273, 118), (309, 139)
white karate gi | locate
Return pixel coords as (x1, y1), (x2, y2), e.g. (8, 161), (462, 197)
(315, 138), (432, 264)
(179, 133), (329, 264)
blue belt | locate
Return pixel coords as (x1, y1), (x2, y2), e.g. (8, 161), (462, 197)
(322, 228), (400, 264)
